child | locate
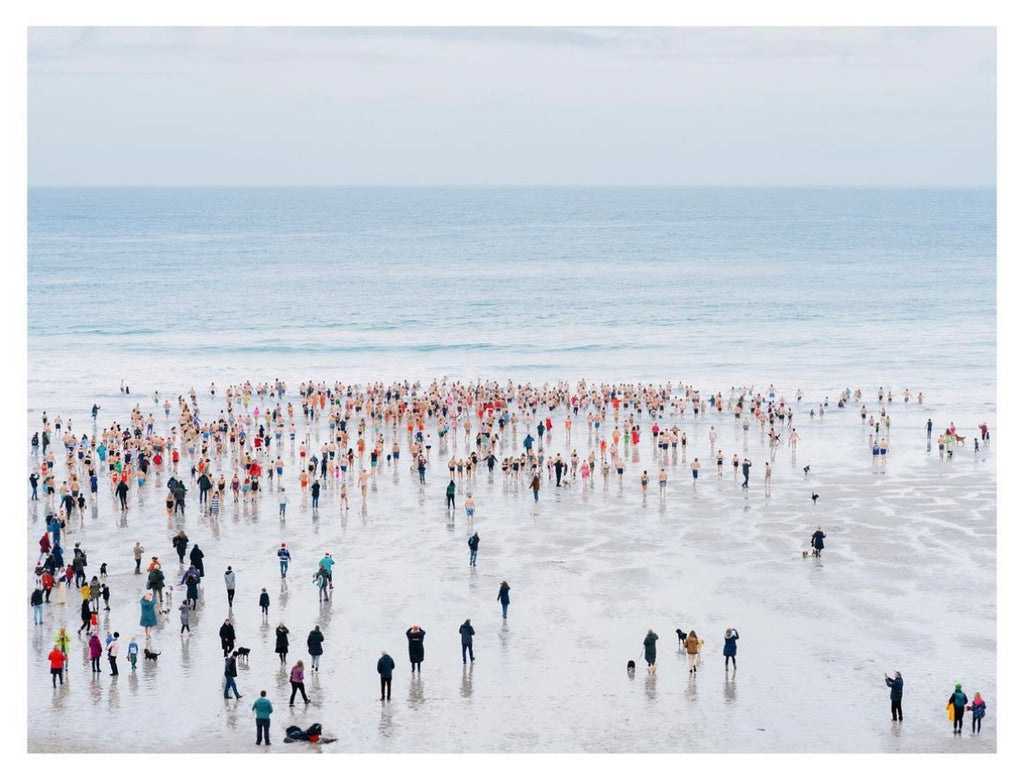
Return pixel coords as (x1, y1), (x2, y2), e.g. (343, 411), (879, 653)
(967, 692), (987, 733)
(101, 583), (110, 610)
(127, 637), (139, 670)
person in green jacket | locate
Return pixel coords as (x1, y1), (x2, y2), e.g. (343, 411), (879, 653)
(948, 683), (969, 735)
(252, 690), (274, 745)
(446, 480), (457, 511)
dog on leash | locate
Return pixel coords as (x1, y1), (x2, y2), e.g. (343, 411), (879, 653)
(235, 646), (251, 662)
(143, 649), (161, 661)
(675, 628), (686, 649)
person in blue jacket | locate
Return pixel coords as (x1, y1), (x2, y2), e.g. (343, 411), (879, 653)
(723, 628), (739, 671)
(252, 690), (274, 745)
(884, 671), (903, 721)
(497, 581), (511, 618)
(967, 692), (987, 733)
(948, 683), (969, 734)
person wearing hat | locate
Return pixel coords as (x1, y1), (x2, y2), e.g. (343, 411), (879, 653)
(277, 543), (291, 577)
(948, 683), (969, 734)
(318, 553), (335, 588)
(884, 671), (903, 721)
(723, 628), (739, 671)
(406, 625), (426, 673)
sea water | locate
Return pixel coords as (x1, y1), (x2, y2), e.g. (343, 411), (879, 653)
(26, 187), (997, 754)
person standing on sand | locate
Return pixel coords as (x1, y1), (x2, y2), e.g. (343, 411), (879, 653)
(811, 527), (826, 557)
(377, 650), (395, 701)
(133, 542), (144, 574)
(643, 629), (658, 671)
(949, 683), (969, 734)
(139, 592), (158, 639)
(467, 532), (480, 566)
(741, 457), (751, 489)
(723, 628), (739, 671)
(48, 645), (66, 687)
(252, 690), (273, 745)
(224, 565), (236, 608)
(406, 625), (425, 673)
(967, 692), (987, 733)
(884, 671), (903, 721)
(277, 543), (291, 577)
(690, 458), (700, 486)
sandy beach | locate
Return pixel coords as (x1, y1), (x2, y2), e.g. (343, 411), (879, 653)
(25, 381), (996, 752)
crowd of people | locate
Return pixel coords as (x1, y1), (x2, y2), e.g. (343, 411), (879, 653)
(28, 376), (991, 746)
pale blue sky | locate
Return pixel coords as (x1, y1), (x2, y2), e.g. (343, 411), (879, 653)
(27, 26), (995, 186)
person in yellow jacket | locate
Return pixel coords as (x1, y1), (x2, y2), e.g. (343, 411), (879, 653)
(685, 630), (703, 673)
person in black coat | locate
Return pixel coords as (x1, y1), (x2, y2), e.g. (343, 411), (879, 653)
(459, 619), (475, 663)
(198, 472), (212, 507)
(406, 625), (426, 673)
(189, 544), (205, 577)
(219, 619), (236, 656)
(306, 625), (324, 671)
(811, 527), (826, 557)
(172, 531), (189, 564)
(377, 650), (395, 701)
(275, 623), (290, 663)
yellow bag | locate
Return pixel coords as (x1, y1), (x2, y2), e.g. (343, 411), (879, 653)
(947, 703), (955, 721)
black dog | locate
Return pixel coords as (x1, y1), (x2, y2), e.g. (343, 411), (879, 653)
(143, 649), (161, 661)
(235, 646), (251, 662)
(675, 628), (686, 648)
(803, 465), (811, 476)
(626, 660), (636, 674)
(811, 493), (819, 505)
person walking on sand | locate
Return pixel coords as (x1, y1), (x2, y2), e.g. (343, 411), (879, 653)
(530, 471), (541, 502)
(377, 650), (395, 701)
(306, 625), (324, 671)
(126, 637), (139, 670)
(811, 527), (826, 558)
(467, 532), (480, 566)
(289, 660), (311, 705)
(133, 542), (144, 574)
(948, 683), (969, 734)
(459, 619), (475, 663)
(277, 543), (291, 578)
(685, 629), (703, 673)
(179, 600), (191, 634)
(967, 692), (987, 733)
(445, 479), (457, 511)
(723, 628), (739, 671)
(223, 651), (241, 699)
(643, 629), (658, 672)
(741, 457), (751, 489)
(252, 690), (273, 745)
(224, 565), (236, 608)
(885, 671), (903, 721)
(497, 580), (511, 618)
(406, 625), (425, 673)
(690, 458), (700, 486)
(465, 492), (475, 521)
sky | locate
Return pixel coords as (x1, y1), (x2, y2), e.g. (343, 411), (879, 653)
(27, 26), (995, 187)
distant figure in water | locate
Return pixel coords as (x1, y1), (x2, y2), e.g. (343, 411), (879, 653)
(723, 628), (739, 671)
(811, 527), (826, 557)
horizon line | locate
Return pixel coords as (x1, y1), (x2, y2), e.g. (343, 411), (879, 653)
(26, 183), (996, 190)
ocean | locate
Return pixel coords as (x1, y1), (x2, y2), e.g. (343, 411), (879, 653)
(28, 187), (995, 418)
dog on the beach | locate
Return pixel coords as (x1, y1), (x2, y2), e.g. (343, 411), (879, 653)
(143, 649), (161, 661)
(675, 628), (686, 649)
(953, 433), (966, 445)
(811, 493), (819, 505)
(627, 660), (636, 674)
(803, 465), (811, 476)
(235, 646), (251, 662)
(802, 551), (809, 558)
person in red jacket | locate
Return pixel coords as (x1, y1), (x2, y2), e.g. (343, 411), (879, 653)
(47, 646), (66, 687)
